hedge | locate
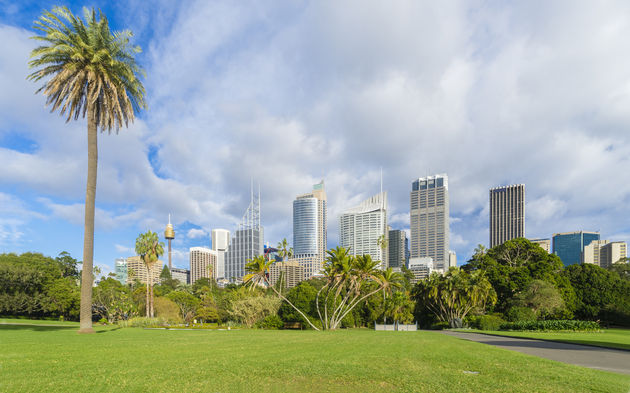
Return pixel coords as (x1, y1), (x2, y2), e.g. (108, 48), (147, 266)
(500, 320), (600, 332)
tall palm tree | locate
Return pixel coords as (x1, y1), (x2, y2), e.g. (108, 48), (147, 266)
(28, 7), (146, 333)
(244, 256), (319, 330)
(135, 231), (164, 318)
(276, 238), (293, 261)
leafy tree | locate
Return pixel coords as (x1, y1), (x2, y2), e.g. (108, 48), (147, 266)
(93, 277), (136, 323)
(384, 291), (414, 324)
(153, 296), (181, 323)
(55, 252), (80, 279)
(278, 281), (319, 326)
(29, 7), (146, 333)
(166, 290), (200, 323)
(608, 260), (630, 281)
(46, 278), (80, 319)
(135, 231), (165, 318)
(192, 277), (214, 296)
(463, 238), (575, 314)
(510, 280), (566, 319)
(228, 296), (281, 328)
(413, 268), (497, 328)
(563, 263), (630, 322)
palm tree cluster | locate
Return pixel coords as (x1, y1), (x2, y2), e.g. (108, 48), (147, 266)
(414, 268), (496, 328)
(28, 6), (146, 333)
(316, 247), (403, 330)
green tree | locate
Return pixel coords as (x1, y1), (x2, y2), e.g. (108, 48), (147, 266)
(608, 260), (630, 281)
(316, 248), (400, 330)
(276, 238), (293, 261)
(228, 296), (281, 328)
(511, 279), (566, 319)
(29, 7), (146, 333)
(278, 281), (319, 326)
(55, 251), (80, 279)
(135, 231), (165, 318)
(463, 238), (575, 314)
(244, 255), (320, 330)
(166, 291), (201, 323)
(563, 263), (630, 322)
(413, 268), (497, 328)
(384, 291), (414, 324)
(93, 277), (136, 323)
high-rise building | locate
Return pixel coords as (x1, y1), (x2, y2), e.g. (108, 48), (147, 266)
(410, 174), (449, 270)
(114, 258), (127, 284)
(269, 261), (305, 289)
(448, 251), (457, 268)
(529, 238), (551, 253)
(585, 240), (627, 268)
(190, 247), (217, 285)
(408, 257), (433, 284)
(388, 229), (406, 268)
(170, 267), (190, 284)
(339, 192), (388, 269)
(600, 242), (627, 268)
(293, 180), (327, 278)
(552, 231), (600, 266)
(125, 256), (163, 285)
(212, 229), (230, 279)
(489, 184), (525, 248)
(225, 187), (264, 282)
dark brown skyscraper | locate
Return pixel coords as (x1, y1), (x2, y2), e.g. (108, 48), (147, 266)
(489, 184), (525, 248)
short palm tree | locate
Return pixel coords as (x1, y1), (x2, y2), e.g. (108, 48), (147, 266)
(135, 231), (164, 318)
(244, 256), (319, 330)
(276, 238), (293, 262)
(28, 6), (146, 333)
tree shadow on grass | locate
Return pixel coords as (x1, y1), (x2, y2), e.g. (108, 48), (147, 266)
(0, 324), (77, 332)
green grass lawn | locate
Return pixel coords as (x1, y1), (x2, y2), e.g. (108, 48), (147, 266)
(0, 317), (79, 326)
(461, 328), (630, 351)
(1, 323), (629, 393)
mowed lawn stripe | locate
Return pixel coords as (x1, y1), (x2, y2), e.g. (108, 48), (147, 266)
(1, 326), (629, 392)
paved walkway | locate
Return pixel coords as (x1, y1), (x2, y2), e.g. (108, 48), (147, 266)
(441, 331), (630, 375)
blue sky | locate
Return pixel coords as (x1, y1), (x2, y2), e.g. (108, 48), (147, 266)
(2, 1), (630, 278)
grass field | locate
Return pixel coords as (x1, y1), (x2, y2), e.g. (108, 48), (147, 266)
(0, 317), (79, 326)
(461, 328), (630, 351)
(1, 323), (629, 393)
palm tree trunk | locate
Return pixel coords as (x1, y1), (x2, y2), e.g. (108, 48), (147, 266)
(145, 264), (150, 317)
(78, 107), (97, 334)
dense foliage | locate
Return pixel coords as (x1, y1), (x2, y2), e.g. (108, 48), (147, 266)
(0, 252), (80, 320)
(500, 320), (600, 332)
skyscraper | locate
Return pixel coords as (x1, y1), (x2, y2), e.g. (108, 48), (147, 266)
(114, 258), (127, 284)
(212, 229), (230, 279)
(189, 247), (216, 284)
(293, 180), (327, 278)
(339, 192), (388, 269)
(388, 229), (406, 269)
(125, 256), (163, 285)
(489, 184), (525, 248)
(225, 186), (264, 282)
(552, 231), (600, 266)
(410, 174), (449, 270)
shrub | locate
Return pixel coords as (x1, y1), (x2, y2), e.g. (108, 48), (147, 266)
(154, 297), (182, 324)
(506, 306), (536, 322)
(500, 320), (600, 332)
(256, 314), (284, 330)
(476, 315), (505, 331)
(429, 321), (450, 330)
(118, 317), (167, 328)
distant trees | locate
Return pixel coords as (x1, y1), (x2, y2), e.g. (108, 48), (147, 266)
(93, 277), (136, 323)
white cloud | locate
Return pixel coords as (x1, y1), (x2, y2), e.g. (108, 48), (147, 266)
(3, 1), (630, 266)
(187, 228), (207, 239)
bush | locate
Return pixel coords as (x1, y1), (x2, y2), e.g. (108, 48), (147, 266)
(475, 315), (505, 331)
(506, 306), (536, 322)
(118, 317), (167, 328)
(255, 314), (284, 330)
(154, 297), (182, 324)
(429, 321), (450, 330)
(500, 320), (600, 332)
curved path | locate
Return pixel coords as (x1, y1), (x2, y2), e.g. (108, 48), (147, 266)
(441, 331), (630, 375)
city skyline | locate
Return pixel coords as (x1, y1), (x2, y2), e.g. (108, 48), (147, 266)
(2, 2), (630, 277)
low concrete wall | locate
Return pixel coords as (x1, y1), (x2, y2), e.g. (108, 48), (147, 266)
(374, 322), (417, 331)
